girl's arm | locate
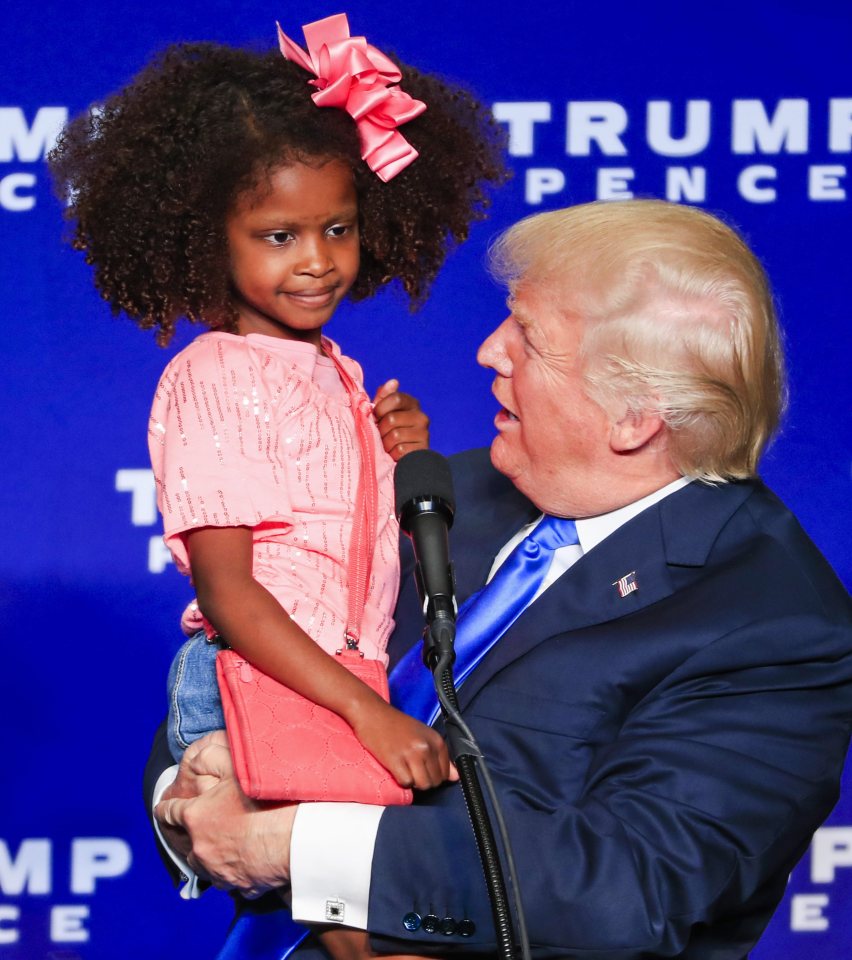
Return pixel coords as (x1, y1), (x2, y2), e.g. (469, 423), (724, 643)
(180, 382), (424, 642)
(187, 525), (452, 791)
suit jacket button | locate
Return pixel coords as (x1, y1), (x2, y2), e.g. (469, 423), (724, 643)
(422, 913), (439, 934)
(457, 918), (476, 937)
(402, 912), (421, 932)
(440, 917), (457, 936)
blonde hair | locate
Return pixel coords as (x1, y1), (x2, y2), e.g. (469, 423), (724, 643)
(489, 199), (786, 481)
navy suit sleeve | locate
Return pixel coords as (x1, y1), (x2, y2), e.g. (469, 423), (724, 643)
(369, 613), (852, 958)
(367, 474), (852, 958)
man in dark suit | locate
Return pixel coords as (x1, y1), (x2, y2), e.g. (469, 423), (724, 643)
(149, 199), (852, 959)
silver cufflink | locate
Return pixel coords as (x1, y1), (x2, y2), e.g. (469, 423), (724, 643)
(325, 898), (346, 923)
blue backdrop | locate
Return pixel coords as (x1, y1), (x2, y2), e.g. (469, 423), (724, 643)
(2, 1), (851, 957)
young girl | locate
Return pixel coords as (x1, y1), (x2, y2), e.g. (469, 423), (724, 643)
(50, 14), (505, 796)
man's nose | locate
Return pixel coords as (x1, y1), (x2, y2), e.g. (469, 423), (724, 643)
(477, 319), (511, 374)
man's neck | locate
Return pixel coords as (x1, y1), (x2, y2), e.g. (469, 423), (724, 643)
(575, 476), (691, 555)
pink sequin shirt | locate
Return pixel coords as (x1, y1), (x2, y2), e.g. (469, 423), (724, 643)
(148, 331), (400, 665)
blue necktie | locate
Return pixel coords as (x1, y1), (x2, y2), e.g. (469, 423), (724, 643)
(219, 515), (579, 960)
(390, 515), (580, 726)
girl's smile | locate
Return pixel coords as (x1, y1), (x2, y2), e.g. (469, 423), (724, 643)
(226, 159), (360, 346)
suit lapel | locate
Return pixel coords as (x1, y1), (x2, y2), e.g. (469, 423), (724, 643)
(454, 479), (756, 710)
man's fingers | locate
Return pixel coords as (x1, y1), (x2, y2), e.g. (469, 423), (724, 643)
(156, 796), (188, 829)
(155, 796), (179, 827)
(159, 820), (192, 860)
(184, 732), (233, 779)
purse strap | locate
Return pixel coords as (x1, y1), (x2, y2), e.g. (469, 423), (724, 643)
(322, 341), (379, 651)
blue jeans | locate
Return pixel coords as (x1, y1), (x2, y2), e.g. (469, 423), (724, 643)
(167, 630), (226, 763)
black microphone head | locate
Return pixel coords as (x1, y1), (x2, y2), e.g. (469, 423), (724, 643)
(394, 450), (455, 531)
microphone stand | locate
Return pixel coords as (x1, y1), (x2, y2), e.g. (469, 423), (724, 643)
(422, 615), (531, 960)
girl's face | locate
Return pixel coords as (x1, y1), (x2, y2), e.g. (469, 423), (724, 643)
(226, 159), (360, 345)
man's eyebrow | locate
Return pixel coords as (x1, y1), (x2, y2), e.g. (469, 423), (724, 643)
(507, 298), (532, 330)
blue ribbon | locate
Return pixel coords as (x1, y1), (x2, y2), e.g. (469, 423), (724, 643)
(390, 515), (579, 724)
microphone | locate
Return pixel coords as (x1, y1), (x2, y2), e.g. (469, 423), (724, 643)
(396, 457), (526, 960)
(394, 450), (457, 667)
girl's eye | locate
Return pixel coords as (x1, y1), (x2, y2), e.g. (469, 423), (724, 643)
(326, 224), (350, 238)
(265, 231), (294, 246)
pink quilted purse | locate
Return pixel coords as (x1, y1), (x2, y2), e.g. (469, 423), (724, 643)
(215, 343), (412, 805)
(216, 647), (412, 804)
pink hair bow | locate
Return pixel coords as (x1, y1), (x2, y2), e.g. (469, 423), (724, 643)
(277, 13), (426, 182)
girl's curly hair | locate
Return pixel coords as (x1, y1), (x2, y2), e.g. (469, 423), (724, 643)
(49, 41), (508, 343)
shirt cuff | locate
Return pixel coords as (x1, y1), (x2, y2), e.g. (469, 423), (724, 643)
(151, 765), (204, 900)
(290, 803), (384, 929)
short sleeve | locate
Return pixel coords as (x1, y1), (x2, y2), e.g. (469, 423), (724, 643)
(148, 336), (293, 573)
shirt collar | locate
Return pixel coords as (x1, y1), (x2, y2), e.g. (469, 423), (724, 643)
(574, 476), (692, 555)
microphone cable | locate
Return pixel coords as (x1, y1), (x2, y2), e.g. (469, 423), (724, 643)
(395, 449), (531, 960)
(430, 644), (532, 960)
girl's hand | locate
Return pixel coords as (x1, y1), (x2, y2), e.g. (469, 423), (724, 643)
(372, 379), (429, 461)
(350, 698), (458, 791)
(180, 599), (205, 636)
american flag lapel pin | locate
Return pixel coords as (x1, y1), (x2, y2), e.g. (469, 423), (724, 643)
(613, 571), (638, 598)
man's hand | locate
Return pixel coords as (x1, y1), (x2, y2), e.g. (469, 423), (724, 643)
(156, 730), (230, 861)
(372, 380), (429, 461)
(155, 732), (296, 898)
(167, 729), (231, 799)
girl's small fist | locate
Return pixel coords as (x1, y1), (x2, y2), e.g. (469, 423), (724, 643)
(372, 380), (429, 461)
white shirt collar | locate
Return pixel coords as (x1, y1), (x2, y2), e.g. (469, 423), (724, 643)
(574, 476), (691, 554)
(492, 476), (692, 582)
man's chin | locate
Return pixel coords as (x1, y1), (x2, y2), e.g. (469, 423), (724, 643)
(489, 435), (518, 480)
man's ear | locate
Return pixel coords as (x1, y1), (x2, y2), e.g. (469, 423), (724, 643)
(609, 407), (666, 453)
